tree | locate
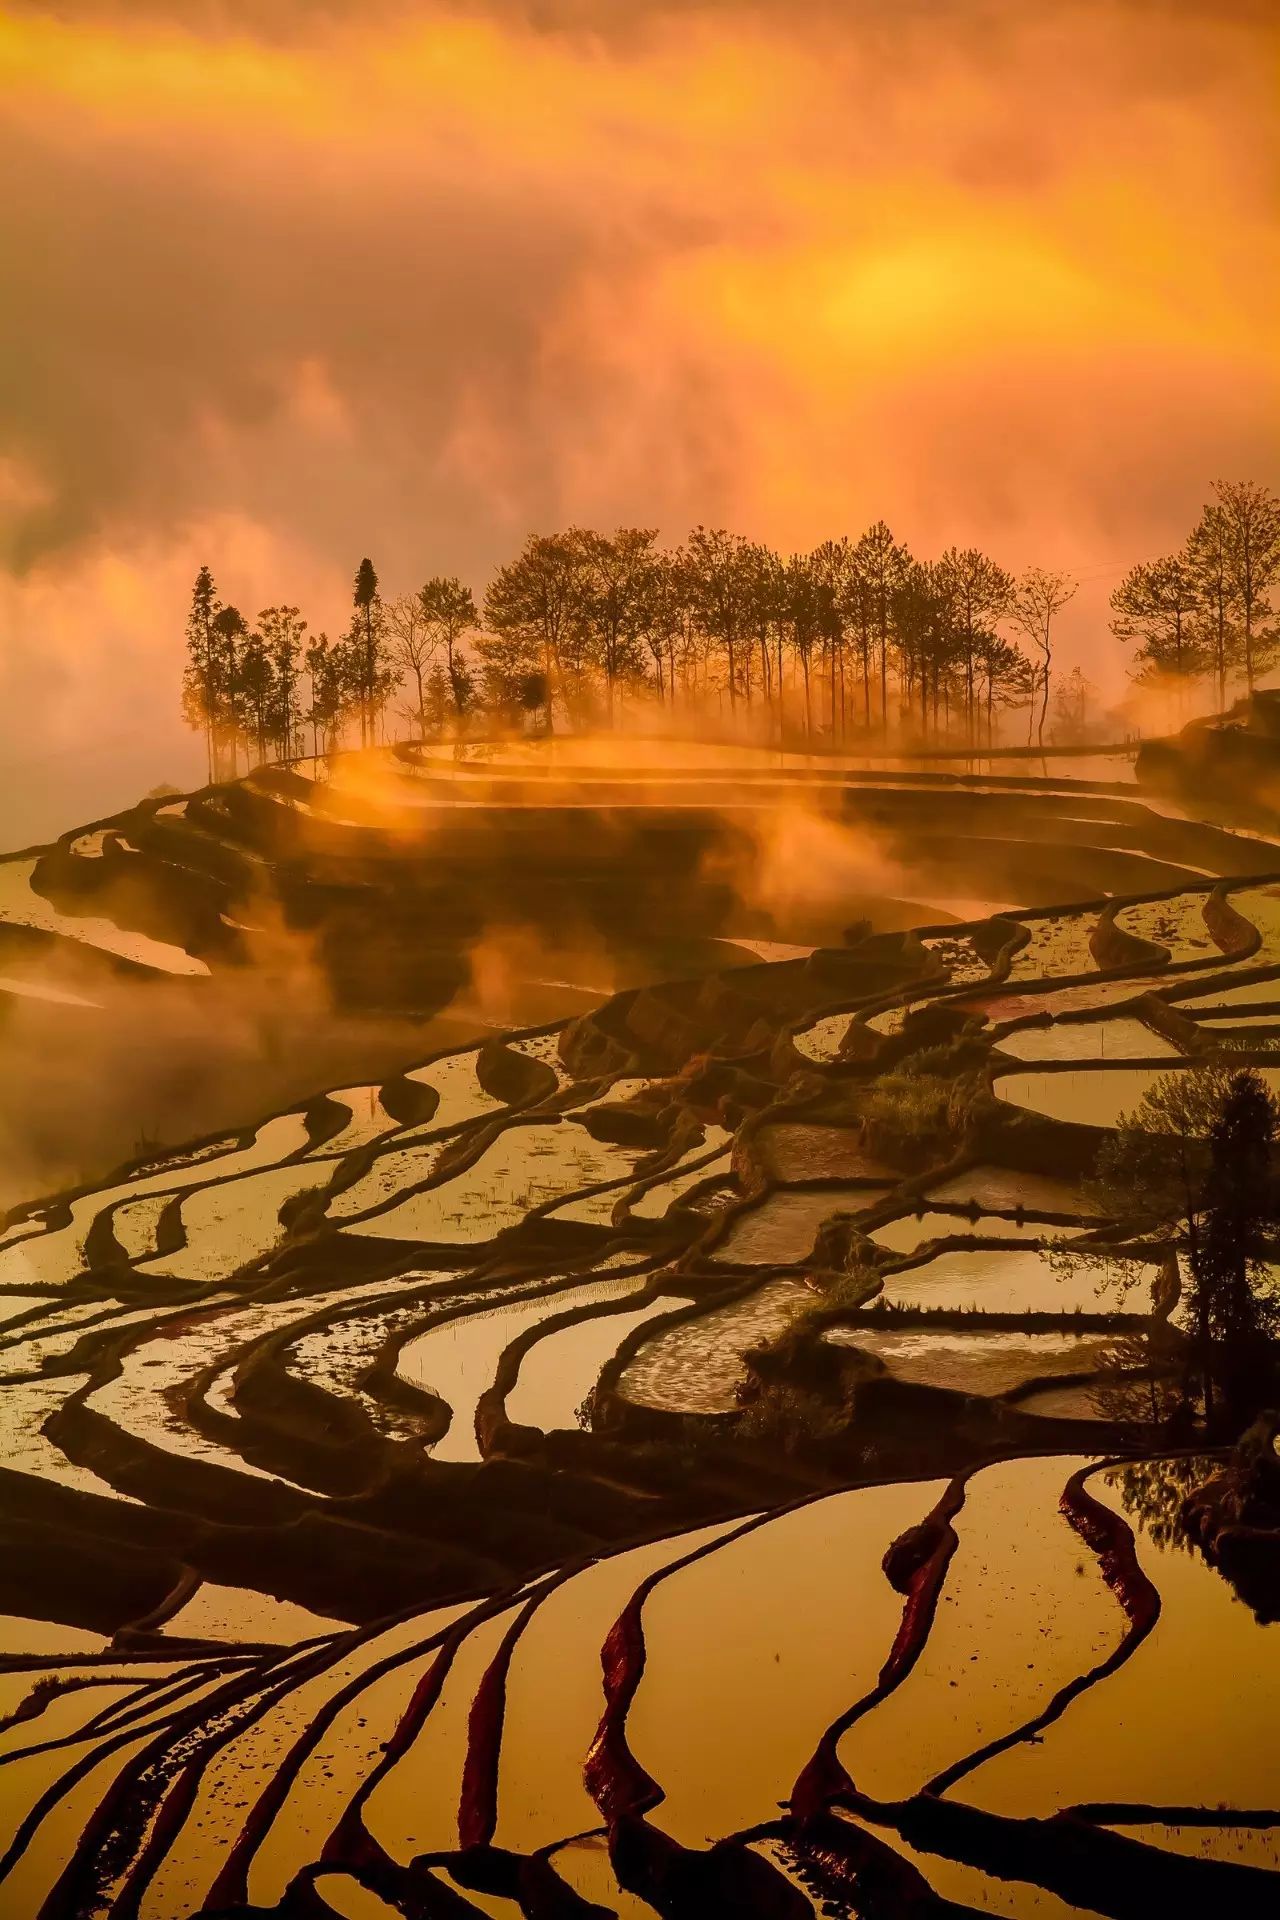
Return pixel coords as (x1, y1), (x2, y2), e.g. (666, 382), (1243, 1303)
(211, 604), (249, 776)
(890, 560), (955, 737)
(573, 527), (658, 724)
(1051, 665), (1098, 743)
(236, 626), (274, 765)
(257, 605), (307, 759)
(351, 557), (394, 745)
(782, 552), (824, 738)
(973, 628), (1031, 745)
(1013, 567), (1077, 750)
(642, 547), (705, 709)
(1192, 1070), (1280, 1422)
(683, 527), (755, 716)
(1110, 554), (1205, 699)
(386, 591), (437, 740)
(1214, 480), (1280, 694)
(1186, 501), (1239, 710)
(418, 577), (478, 725)
(854, 521), (910, 729)
(182, 566), (221, 782)
(745, 541), (787, 731)
(482, 533), (585, 730)
(935, 548), (1014, 743)
(1087, 1064), (1280, 1428)
(809, 539), (855, 739)
(304, 631), (350, 759)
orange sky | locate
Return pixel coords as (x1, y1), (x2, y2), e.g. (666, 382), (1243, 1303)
(0, 0), (1276, 837)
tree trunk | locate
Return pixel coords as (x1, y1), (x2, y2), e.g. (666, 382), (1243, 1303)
(1036, 642), (1051, 749)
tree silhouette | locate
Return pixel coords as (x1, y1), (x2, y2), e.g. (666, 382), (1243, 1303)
(1087, 1063), (1280, 1429)
(1191, 1069), (1280, 1424)
(352, 556), (387, 745)
(417, 577), (478, 724)
(1110, 554), (1204, 703)
(181, 482), (1275, 758)
(935, 547), (1014, 744)
(1013, 567), (1077, 750)
(482, 534), (584, 731)
(1214, 479), (1280, 693)
(211, 604), (248, 777)
(182, 566), (221, 782)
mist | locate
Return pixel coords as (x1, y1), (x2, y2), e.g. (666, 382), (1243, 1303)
(0, 0), (1275, 841)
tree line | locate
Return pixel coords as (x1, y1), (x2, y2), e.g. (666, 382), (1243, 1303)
(182, 479), (1278, 777)
(1109, 479), (1280, 707)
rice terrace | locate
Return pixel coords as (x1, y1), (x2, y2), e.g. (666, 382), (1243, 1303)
(4, 2), (1280, 1914)
(3, 687), (1280, 1916)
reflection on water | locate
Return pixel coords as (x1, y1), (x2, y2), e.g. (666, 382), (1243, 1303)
(164, 1581), (346, 1641)
(620, 1279), (817, 1413)
(995, 1065), (1174, 1129)
(142, 1159), (333, 1284)
(493, 1521), (735, 1853)
(398, 1274), (641, 1459)
(364, 1603), (520, 1863)
(839, 1456), (1118, 1802)
(0, 971), (101, 1008)
(926, 1166), (1098, 1215)
(997, 1062), (1280, 1129)
(544, 1834), (658, 1918)
(793, 1010), (853, 1062)
(1175, 976), (1280, 1012)
(246, 1604), (474, 1908)
(0, 856), (209, 975)
(628, 1483), (944, 1847)
(349, 1120), (644, 1242)
(995, 1017), (1179, 1062)
(505, 1287), (666, 1431)
(1114, 893), (1219, 963)
(824, 1327), (1117, 1398)
(963, 1458), (1280, 1851)
(404, 1048), (502, 1132)
(870, 1209), (1082, 1256)
(714, 1186), (893, 1265)
(755, 1123), (893, 1183)
(1007, 914), (1100, 981)
(833, 1814), (1088, 1917)
(878, 1245), (1149, 1315)
(1114, 1823), (1280, 1874)
(310, 1876), (403, 1920)
(0, 1111), (312, 1289)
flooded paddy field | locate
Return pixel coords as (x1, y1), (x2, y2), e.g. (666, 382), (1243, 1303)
(875, 1243), (1155, 1315)
(993, 1015), (1181, 1061)
(996, 1060), (1280, 1128)
(2, 739), (1279, 1915)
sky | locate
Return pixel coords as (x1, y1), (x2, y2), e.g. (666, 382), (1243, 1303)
(1, 0), (1277, 843)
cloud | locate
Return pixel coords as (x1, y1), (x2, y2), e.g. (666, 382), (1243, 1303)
(0, 0), (1276, 831)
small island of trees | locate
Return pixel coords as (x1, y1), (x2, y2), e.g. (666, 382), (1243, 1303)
(182, 477), (1279, 778)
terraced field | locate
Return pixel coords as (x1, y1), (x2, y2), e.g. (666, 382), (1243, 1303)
(2, 738), (1280, 1915)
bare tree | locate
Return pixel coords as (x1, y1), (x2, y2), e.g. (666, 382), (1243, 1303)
(386, 592), (437, 739)
(1013, 567), (1077, 749)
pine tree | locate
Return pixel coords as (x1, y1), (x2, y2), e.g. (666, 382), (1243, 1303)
(182, 566), (221, 782)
